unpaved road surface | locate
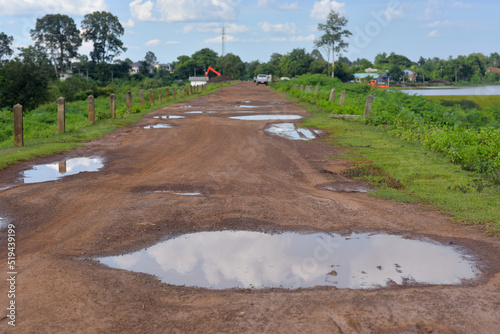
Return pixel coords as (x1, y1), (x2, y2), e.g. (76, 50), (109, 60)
(1, 82), (500, 333)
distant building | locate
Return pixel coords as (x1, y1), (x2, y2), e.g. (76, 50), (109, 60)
(487, 67), (500, 74)
(354, 73), (379, 83)
(364, 67), (379, 73)
(129, 62), (172, 75)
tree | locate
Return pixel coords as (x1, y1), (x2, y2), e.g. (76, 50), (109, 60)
(192, 48), (218, 69)
(388, 64), (403, 83)
(315, 10), (352, 79)
(0, 32), (14, 61)
(30, 14), (82, 76)
(81, 11), (126, 64)
(216, 53), (245, 79)
(144, 51), (157, 65)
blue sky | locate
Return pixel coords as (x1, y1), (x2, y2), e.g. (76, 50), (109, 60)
(0, 0), (499, 65)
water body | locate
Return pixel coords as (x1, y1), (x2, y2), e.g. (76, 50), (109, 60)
(154, 116), (186, 119)
(97, 231), (477, 290)
(143, 124), (172, 129)
(401, 86), (500, 96)
(21, 157), (104, 184)
(266, 123), (316, 140)
(229, 115), (303, 121)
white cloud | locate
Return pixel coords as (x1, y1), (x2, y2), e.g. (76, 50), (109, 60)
(257, 0), (299, 11)
(426, 20), (455, 28)
(121, 18), (135, 28)
(156, 0), (237, 22)
(165, 41), (180, 45)
(259, 22), (301, 35)
(384, 7), (404, 21)
(427, 30), (439, 38)
(204, 34), (238, 44)
(130, 0), (156, 21)
(269, 34), (316, 42)
(0, 0), (108, 15)
(310, 0), (345, 21)
(421, 0), (447, 21)
(145, 39), (161, 46)
(182, 22), (248, 34)
(451, 1), (473, 9)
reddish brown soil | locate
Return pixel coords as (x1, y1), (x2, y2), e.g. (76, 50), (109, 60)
(1, 82), (499, 333)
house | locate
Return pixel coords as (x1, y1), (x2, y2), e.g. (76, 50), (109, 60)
(487, 67), (500, 74)
(129, 62), (172, 75)
(354, 73), (379, 83)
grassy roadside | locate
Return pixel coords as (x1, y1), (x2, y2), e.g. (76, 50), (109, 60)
(425, 95), (500, 109)
(0, 83), (232, 170)
(284, 93), (500, 235)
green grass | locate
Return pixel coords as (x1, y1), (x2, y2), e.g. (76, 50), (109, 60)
(289, 93), (500, 234)
(425, 95), (500, 109)
(0, 83), (230, 170)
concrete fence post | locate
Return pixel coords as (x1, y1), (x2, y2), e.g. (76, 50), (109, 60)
(329, 89), (336, 102)
(178, 87), (181, 98)
(339, 90), (346, 106)
(149, 89), (154, 105)
(126, 91), (132, 112)
(315, 86), (319, 94)
(139, 89), (144, 107)
(166, 87), (170, 102)
(14, 104), (23, 147)
(300, 85), (303, 91)
(364, 94), (374, 117)
(158, 88), (162, 104)
(294, 84), (298, 90)
(88, 95), (95, 124)
(172, 87), (176, 100)
(57, 97), (65, 133)
(110, 94), (116, 118)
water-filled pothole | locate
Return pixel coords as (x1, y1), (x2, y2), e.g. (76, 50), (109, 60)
(143, 124), (172, 129)
(185, 111), (216, 114)
(316, 182), (373, 193)
(229, 115), (303, 121)
(0, 217), (7, 229)
(266, 123), (317, 140)
(146, 191), (201, 196)
(97, 231), (478, 290)
(21, 157), (104, 184)
(154, 115), (186, 119)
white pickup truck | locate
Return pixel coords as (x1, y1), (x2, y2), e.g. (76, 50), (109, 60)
(255, 74), (270, 85)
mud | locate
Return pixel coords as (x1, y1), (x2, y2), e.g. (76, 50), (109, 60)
(0, 82), (499, 333)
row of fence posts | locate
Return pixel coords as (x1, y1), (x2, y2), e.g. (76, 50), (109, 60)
(293, 84), (374, 118)
(13, 83), (209, 147)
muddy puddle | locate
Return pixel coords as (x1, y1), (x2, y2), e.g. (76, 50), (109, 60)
(0, 217), (7, 229)
(143, 124), (172, 129)
(97, 231), (478, 290)
(266, 123), (317, 140)
(146, 191), (201, 196)
(154, 116), (186, 119)
(316, 182), (373, 193)
(229, 115), (303, 121)
(21, 157), (104, 184)
(185, 111), (216, 114)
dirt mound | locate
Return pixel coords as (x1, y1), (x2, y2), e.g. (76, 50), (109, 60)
(208, 75), (232, 83)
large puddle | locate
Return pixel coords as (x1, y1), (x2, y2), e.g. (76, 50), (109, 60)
(97, 231), (478, 290)
(143, 124), (172, 129)
(154, 116), (186, 119)
(266, 123), (317, 140)
(21, 157), (104, 184)
(229, 115), (303, 121)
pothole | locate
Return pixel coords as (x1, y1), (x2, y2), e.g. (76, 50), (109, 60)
(266, 123), (317, 140)
(185, 111), (216, 114)
(97, 231), (478, 290)
(229, 115), (303, 121)
(20, 157), (104, 184)
(143, 124), (172, 129)
(147, 191), (201, 196)
(154, 116), (186, 119)
(316, 182), (373, 193)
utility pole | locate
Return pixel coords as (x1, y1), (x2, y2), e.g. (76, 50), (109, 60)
(86, 69), (89, 83)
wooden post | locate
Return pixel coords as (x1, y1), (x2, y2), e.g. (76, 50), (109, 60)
(58, 161), (67, 174)
(364, 94), (374, 117)
(329, 89), (337, 102)
(140, 89), (144, 107)
(178, 87), (181, 98)
(126, 91), (132, 112)
(166, 87), (170, 102)
(110, 94), (116, 118)
(149, 89), (154, 105)
(13, 104), (23, 147)
(300, 85), (303, 91)
(172, 87), (176, 100)
(339, 90), (346, 106)
(158, 88), (162, 104)
(88, 95), (95, 124)
(315, 86), (319, 94)
(294, 84), (298, 90)
(57, 97), (65, 133)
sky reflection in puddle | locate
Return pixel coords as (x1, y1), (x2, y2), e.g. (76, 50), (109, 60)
(21, 157), (104, 184)
(98, 231), (478, 290)
(229, 115), (302, 121)
(266, 123), (316, 140)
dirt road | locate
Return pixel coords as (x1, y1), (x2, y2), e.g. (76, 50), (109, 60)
(1, 82), (499, 333)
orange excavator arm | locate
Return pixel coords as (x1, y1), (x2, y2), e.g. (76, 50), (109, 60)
(206, 66), (221, 77)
